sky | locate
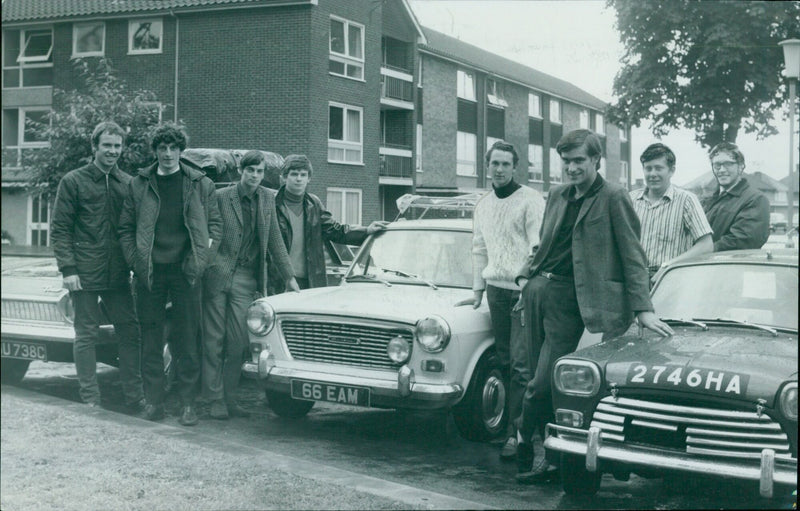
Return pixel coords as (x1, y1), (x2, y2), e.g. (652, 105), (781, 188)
(408, 0), (797, 187)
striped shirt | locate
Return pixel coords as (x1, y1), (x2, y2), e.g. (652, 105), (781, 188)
(630, 185), (713, 267)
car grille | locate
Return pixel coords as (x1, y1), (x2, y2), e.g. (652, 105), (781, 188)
(279, 317), (413, 370)
(2, 299), (62, 322)
(590, 396), (793, 459)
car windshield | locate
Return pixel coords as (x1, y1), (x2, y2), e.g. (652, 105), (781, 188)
(652, 263), (798, 331)
(346, 228), (472, 288)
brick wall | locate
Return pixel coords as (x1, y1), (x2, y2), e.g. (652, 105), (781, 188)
(418, 54), (457, 189)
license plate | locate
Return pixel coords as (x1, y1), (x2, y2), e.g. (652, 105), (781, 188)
(290, 379), (370, 407)
(2, 341), (47, 361)
(627, 364), (749, 396)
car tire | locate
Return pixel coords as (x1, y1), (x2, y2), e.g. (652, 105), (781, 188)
(560, 453), (601, 497)
(1, 358), (31, 385)
(452, 351), (507, 442)
(266, 390), (314, 418)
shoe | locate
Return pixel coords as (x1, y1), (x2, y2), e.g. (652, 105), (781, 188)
(500, 436), (518, 460)
(209, 400), (229, 420)
(517, 441), (534, 474)
(126, 398), (147, 415)
(227, 402), (250, 418)
(178, 404), (199, 426)
(140, 403), (165, 421)
(516, 457), (559, 485)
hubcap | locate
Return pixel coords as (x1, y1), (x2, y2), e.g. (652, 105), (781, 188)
(481, 373), (506, 429)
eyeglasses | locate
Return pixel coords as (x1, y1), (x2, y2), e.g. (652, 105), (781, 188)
(712, 161), (738, 171)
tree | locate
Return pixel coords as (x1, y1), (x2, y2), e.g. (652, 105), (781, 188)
(606, 0), (800, 148)
(23, 58), (165, 192)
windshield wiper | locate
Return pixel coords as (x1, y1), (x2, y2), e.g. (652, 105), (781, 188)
(661, 318), (708, 330)
(692, 317), (778, 337)
(344, 273), (392, 287)
(379, 267), (438, 290)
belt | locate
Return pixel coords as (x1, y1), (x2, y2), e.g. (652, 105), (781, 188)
(538, 271), (573, 282)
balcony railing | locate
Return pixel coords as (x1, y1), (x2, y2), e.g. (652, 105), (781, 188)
(380, 153), (413, 179)
(381, 76), (414, 103)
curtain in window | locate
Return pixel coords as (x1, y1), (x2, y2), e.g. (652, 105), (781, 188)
(327, 192), (343, 223)
(345, 191), (360, 224)
(346, 110), (360, 143)
(348, 25), (362, 59)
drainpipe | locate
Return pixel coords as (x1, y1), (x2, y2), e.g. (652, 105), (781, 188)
(170, 10), (179, 122)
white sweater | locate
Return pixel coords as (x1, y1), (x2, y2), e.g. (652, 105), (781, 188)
(472, 185), (545, 291)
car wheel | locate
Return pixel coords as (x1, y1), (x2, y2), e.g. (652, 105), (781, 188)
(1, 358), (31, 385)
(560, 453), (601, 497)
(452, 351), (507, 442)
(266, 390), (314, 418)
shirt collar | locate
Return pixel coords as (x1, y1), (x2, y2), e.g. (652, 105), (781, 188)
(639, 184), (675, 203)
(718, 176), (747, 197)
(90, 162), (120, 181)
(564, 174), (604, 201)
(237, 182), (258, 200)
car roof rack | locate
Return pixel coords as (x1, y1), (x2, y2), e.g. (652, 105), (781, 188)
(394, 192), (483, 220)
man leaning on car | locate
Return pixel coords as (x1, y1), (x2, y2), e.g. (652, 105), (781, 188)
(50, 121), (145, 412)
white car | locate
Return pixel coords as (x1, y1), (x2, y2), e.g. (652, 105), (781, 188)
(242, 218), (507, 441)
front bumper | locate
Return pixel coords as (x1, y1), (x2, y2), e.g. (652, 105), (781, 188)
(242, 351), (463, 410)
(544, 423), (798, 498)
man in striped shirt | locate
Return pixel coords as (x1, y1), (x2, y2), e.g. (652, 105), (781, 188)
(630, 143), (713, 279)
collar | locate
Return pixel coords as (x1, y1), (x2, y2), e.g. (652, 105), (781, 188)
(492, 179), (521, 199)
(563, 174), (604, 201)
(637, 184), (675, 203)
(90, 162), (120, 182)
(237, 182), (258, 200)
(139, 161), (204, 181)
(718, 176), (747, 197)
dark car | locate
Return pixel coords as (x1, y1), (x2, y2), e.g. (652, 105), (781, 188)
(544, 249), (798, 498)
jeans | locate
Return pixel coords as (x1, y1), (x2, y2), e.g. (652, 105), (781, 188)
(137, 263), (201, 406)
(486, 285), (525, 435)
(71, 287), (143, 406)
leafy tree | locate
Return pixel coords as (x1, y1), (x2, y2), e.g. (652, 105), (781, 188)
(607, 0), (800, 148)
(23, 58), (165, 192)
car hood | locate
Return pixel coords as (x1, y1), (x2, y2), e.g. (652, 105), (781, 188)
(573, 326), (798, 405)
(1, 270), (64, 300)
(265, 283), (487, 326)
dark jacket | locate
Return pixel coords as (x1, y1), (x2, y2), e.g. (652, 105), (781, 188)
(50, 163), (132, 290)
(700, 177), (770, 252)
(517, 176), (653, 337)
(118, 161), (222, 289)
(204, 184), (294, 297)
(270, 186), (368, 292)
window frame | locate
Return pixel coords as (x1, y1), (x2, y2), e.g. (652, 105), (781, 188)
(128, 18), (163, 55)
(72, 21), (106, 58)
(329, 15), (365, 81)
(486, 78), (508, 108)
(3, 27), (54, 88)
(326, 187), (363, 225)
(528, 92), (541, 118)
(328, 102), (364, 165)
(549, 98), (561, 124)
(595, 112), (605, 135)
(549, 147), (562, 184)
(3, 107), (50, 167)
(579, 108), (590, 129)
(528, 143), (543, 183)
(457, 69), (476, 102)
(456, 130), (477, 177)
(27, 192), (51, 247)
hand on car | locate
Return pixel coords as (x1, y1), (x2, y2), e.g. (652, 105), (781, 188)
(62, 274), (82, 291)
(366, 221), (390, 235)
(636, 311), (674, 337)
(286, 277), (301, 293)
(455, 289), (483, 309)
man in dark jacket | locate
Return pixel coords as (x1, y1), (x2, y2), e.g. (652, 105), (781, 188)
(50, 121), (144, 411)
(119, 123), (222, 426)
(701, 142), (770, 251)
(269, 155), (388, 292)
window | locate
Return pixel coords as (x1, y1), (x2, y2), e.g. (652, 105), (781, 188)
(27, 193), (50, 246)
(72, 22), (105, 57)
(128, 19), (163, 54)
(486, 78), (508, 108)
(2, 107), (50, 167)
(457, 70), (475, 101)
(528, 92), (541, 118)
(328, 102), (363, 164)
(549, 99), (561, 124)
(528, 144), (543, 182)
(549, 147), (562, 183)
(456, 131), (477, 176)
(579, 109), (589, 129)
(2, 28), (54, 87)
(595, 113), (605, 135)
(620, 126), (628, 142)
(620, 161), (629, 186)
(329, 16), (364, 80)
(416, 124), (423, 172)
(326, 188), (362, 225)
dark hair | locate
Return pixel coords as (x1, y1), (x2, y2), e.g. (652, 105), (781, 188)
(708, 142), (745, 167)
(484, 140), (519, 167)
(150, 122), (188, 152)
(91, 121), (126, 147)
(640, 143), (676, 168)
(555, 129), (603, 170)
(281, 154), (313, 177)
(240, 150), (265, 170)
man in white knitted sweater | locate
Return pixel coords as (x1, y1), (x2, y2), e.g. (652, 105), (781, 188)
(457, 140), (545, 459)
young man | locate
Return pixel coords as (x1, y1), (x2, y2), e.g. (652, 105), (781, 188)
(514, 129), (673, 483)
(50, 121), (144, 411)
(631, 143), (713, 278)
(202, 151), (299, 419)
(456, 140), (545, 460)
(269, 154), (388, 292)
(119, 123), (222, 426)
(701, 142), (770, 251)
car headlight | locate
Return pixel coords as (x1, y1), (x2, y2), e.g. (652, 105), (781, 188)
(554, 359), (601, 397)
(386, 336), (411, 364)
(414, 315), (451, 353)
(57, 293), (75, 324)
(247, 300), (275, 336)
(779, 382), (797, 421)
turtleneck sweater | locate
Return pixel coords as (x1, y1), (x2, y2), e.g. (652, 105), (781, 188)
(282, 190), (307, 278)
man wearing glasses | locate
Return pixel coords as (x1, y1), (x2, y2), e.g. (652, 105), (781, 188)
(701, 142), (770, 251)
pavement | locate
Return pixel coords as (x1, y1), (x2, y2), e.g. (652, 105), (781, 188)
(1, 384), (496, 511)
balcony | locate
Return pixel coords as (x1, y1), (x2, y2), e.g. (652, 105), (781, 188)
(379, 144), (413, 184)
(380, 68), (414, 110)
